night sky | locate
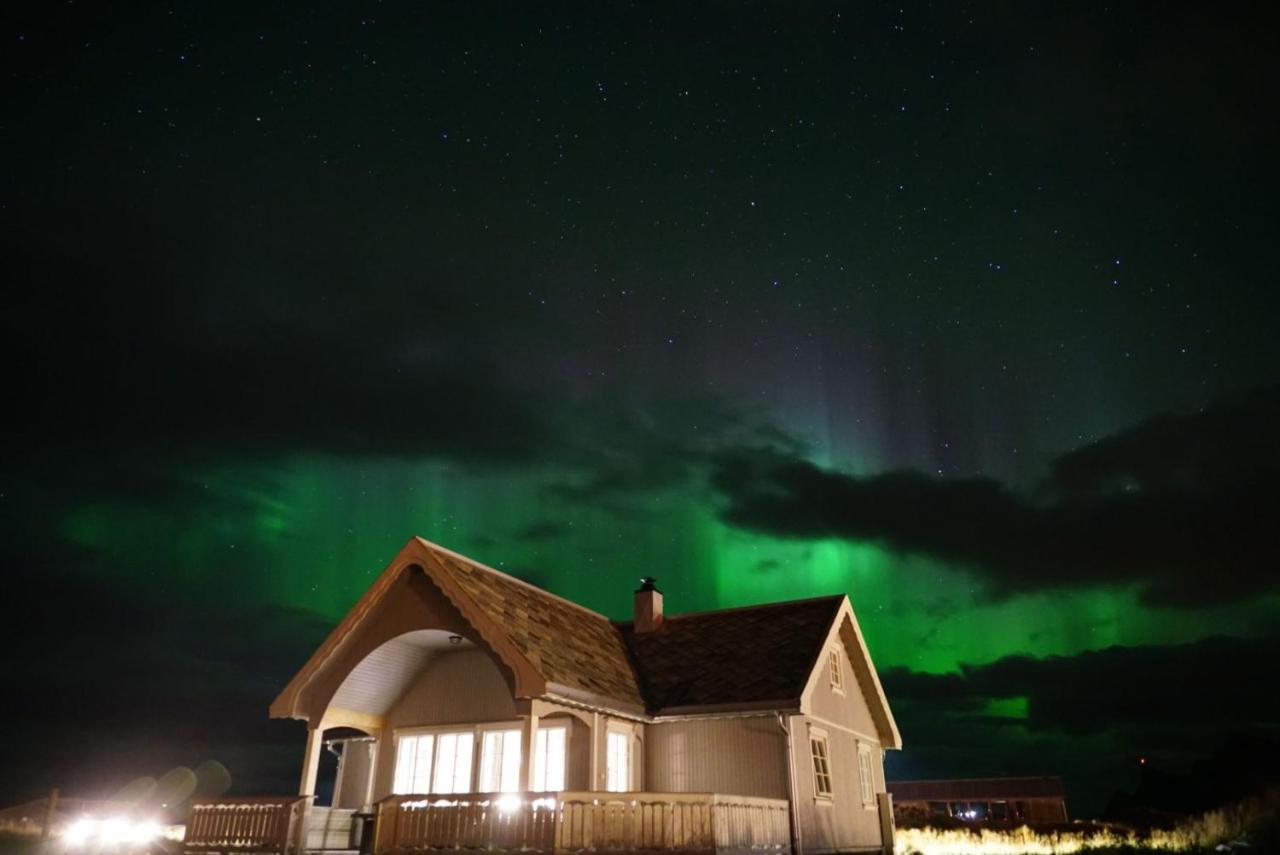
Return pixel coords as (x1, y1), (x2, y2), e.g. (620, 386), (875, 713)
(4, 2), (1279, 817)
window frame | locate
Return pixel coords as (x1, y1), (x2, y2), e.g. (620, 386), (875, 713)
(477, 726), (523, 793)
(532, 723), (569, 792)
(808, 726), (834, 803)
(828, 648), (844, 694)
(606, 726), (632, 792)
(391, 726), (478, 795)
(857, 743), (875, 808)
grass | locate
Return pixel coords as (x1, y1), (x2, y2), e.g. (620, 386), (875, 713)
(895, 787), (1280, 854)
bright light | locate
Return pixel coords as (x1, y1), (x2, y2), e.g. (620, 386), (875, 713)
(64, 819), (95, 847)
(61, 816), (162, 849)
(494, 795), (522, 813)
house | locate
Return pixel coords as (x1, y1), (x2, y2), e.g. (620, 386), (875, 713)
(183, 537), (901, 855)
(887, 777), (1068, 824)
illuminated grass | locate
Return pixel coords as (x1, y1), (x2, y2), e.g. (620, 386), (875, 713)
(895, 787), (1279, 854)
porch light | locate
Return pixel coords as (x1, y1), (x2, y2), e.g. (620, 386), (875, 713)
(495, 795), (522, 813)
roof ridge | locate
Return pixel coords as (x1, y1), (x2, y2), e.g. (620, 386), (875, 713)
(613, 593), (846, 625)
(413, 536), (615, 623)
(889, 776), (1062, 784)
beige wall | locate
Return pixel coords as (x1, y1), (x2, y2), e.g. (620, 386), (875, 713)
(792, 638), (888, 852)
(809, 643), (880, 738)
(790, 715), (884, 853)
(540, 712), (592, 791)
(372, 648), (519, 800)
(645, 715), (788, 799)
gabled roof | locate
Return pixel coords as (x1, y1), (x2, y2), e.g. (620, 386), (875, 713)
(426, 544), (644, 708)
(618, 597), (845, 712)
(273, 536), (899, 744)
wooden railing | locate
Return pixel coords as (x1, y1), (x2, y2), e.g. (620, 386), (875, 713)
(374, 792), (791, 855)
(184, 796), (310, 854)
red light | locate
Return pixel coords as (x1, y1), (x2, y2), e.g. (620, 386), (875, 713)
(1139, 757), (1146, 765)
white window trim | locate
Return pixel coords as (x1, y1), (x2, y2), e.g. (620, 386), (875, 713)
(391, 727), (478, 795)
(532, 722), (570, 792)
(478, 727), (523, 793)
(857, 742), (876, 809)
(605, 723), (633, 793)
(829, 648), (845, 694)
(808, 725), (834, 804)
(393, 721), (527, 795)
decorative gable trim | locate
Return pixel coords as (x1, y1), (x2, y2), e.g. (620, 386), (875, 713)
(798, 597), (902, 750)
(269, 537), (545, 722)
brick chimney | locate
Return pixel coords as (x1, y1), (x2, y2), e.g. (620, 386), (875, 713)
(634, 577), (664, 633)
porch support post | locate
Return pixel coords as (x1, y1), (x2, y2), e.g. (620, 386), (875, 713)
(294, 725), (323, 855)
(588, 712), (601, 790)
(300, 725), (324, 796)
(519, 711), (539, 791)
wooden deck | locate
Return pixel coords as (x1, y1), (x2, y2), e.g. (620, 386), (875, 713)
(184, 797), (310, 855)
(374, 791), (792, 855)
(183, 792), (791, 855)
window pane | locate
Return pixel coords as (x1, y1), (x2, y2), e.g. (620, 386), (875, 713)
(501, 731), (521, 792)
(606, 731), (629, 792)
(534, 726), (566, 791)
(394, 735), (435, 795)
(810, 737), (832, 796)
(394, 737), (414, 795)
(433, 732), (474, 794)
(859, 749), (874, 804)
(480, 729), (522, 792)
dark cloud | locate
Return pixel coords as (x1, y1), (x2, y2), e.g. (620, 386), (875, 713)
(711, 387), (1280, 606)
(1047, 386), (1280, 496)
(881, 634), (1280, 815)
(1, 550), (328, 806)
(883, 634), (1280, 736)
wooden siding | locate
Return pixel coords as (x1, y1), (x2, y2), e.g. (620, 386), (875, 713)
(789, 715), (883, 853)
(808, 642), (879, 738)
(646, 716), (789, 800)
(542, 713), (592, 791)
(333, 740), (375, 809)
(329, 635), (440, 716)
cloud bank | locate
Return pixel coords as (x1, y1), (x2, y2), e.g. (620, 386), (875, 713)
(711, 387), (1280, 606)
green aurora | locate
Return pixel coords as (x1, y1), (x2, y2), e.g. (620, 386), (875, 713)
(56, 453), (1275, 675)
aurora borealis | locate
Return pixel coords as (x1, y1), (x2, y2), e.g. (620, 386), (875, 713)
(4, 1), (1279, 817)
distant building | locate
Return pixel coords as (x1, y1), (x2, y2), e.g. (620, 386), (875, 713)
(888, 776), (1068, 823)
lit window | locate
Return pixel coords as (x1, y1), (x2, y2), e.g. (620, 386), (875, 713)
(532, 725), (567, 792)
(431, 731), (475, 794)
(829, 649), (843, 691)
(479, 729), (522, 793)
(858, 745), (874, 806)
(606, 730), (630, 792)
(393, 734), (435, 794)
(810, 733), (833, 799)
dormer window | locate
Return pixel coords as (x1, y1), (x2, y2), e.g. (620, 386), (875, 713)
(829, 648), (844, 693)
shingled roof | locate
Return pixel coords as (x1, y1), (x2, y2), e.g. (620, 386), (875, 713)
(424, 542), (842, 714)
(424, 545), (646, 708)
(274, 537), (893, 732)
(618, 597), (845, 712)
